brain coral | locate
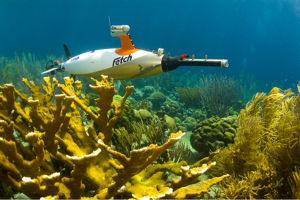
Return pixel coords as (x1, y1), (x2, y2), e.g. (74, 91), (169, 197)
(150, 91), (166, 110)
(190, 115), (238, 156)
(165, 114), (177, 133)
(160, 100), (183, 118)
(134, 108), (153, 124)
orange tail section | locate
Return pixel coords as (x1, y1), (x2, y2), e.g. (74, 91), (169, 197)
(115, 34), (139, 55)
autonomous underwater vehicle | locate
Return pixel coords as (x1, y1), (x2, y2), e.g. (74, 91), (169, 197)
(42, 25), (229, 80)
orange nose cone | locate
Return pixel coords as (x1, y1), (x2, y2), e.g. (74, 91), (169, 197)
(56, 60), (60, 64)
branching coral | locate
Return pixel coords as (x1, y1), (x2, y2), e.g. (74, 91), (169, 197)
(135, 99), (148, 110)
(132, 119), (164, 145)
(169, 140), (193, 163)
(199, 74), (242, 117)
(288, 167), (300, 199)
(0, 75), (227, 199)
(112, 127), (139, 157)
(209, 86), (300, 199)
(176, 86), (202, 109)
(125, 157), (229, 199)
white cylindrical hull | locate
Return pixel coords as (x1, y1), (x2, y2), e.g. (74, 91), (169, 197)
(61, 49), (164, 80)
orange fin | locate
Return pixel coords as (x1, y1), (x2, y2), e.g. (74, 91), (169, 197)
(115, 34), (139, 55)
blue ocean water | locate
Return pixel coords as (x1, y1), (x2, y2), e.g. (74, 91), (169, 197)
(1, 1), (300, 198)
(1, 0), (300, 88)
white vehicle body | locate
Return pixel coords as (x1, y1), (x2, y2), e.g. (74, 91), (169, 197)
(41, 25), (228, 80)
(61, 48), (164, 80)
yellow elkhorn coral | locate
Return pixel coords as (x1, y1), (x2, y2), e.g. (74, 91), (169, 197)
(0, 75), (227, 199)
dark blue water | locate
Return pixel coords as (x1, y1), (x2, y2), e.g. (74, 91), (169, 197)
(1, 0), (300, 87)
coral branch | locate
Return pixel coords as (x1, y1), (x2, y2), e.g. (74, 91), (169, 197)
(0, 75), (227, 199)
(96, 131), (185, 198)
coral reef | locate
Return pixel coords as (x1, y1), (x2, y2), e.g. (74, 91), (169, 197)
(0, 52), (93, 97)
(181, 116), (198, 131)
(209, 87), (300, 199)
(142, 85), (155, 99)
(0, 75), (227, 199)
(168, 141), (193, 163)
(190, 116), (238, 156)
(198, 74), (242, 117)
(165, 114), (177, 133)
(112, 116), (181, 164)
(146, 72), (176, 94)
(90, 95), (134, 133)
(150, 91), (167, 110)
(134, 108), (152, 123)
(134, 119), (164, 145)
(161, 99), (183, 118)
(121, 154), (229, 199)
(109, 95), (135, 133)
(176, 86), (203, 109)
(135, 99), (148, 110)
(175, 74), (243, 118)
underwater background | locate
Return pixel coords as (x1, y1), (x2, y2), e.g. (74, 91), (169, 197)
(1, 0), (300, 88)
(1, 0), (300, 199)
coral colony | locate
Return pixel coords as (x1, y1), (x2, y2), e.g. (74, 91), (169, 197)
(0, 75), (227, 199)
(1, 54), (300, 199)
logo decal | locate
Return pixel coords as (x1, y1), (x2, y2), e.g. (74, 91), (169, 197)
(138, 65), (143, 71)
(112, 54), (132, 66)
(71, 56), (79, 62)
